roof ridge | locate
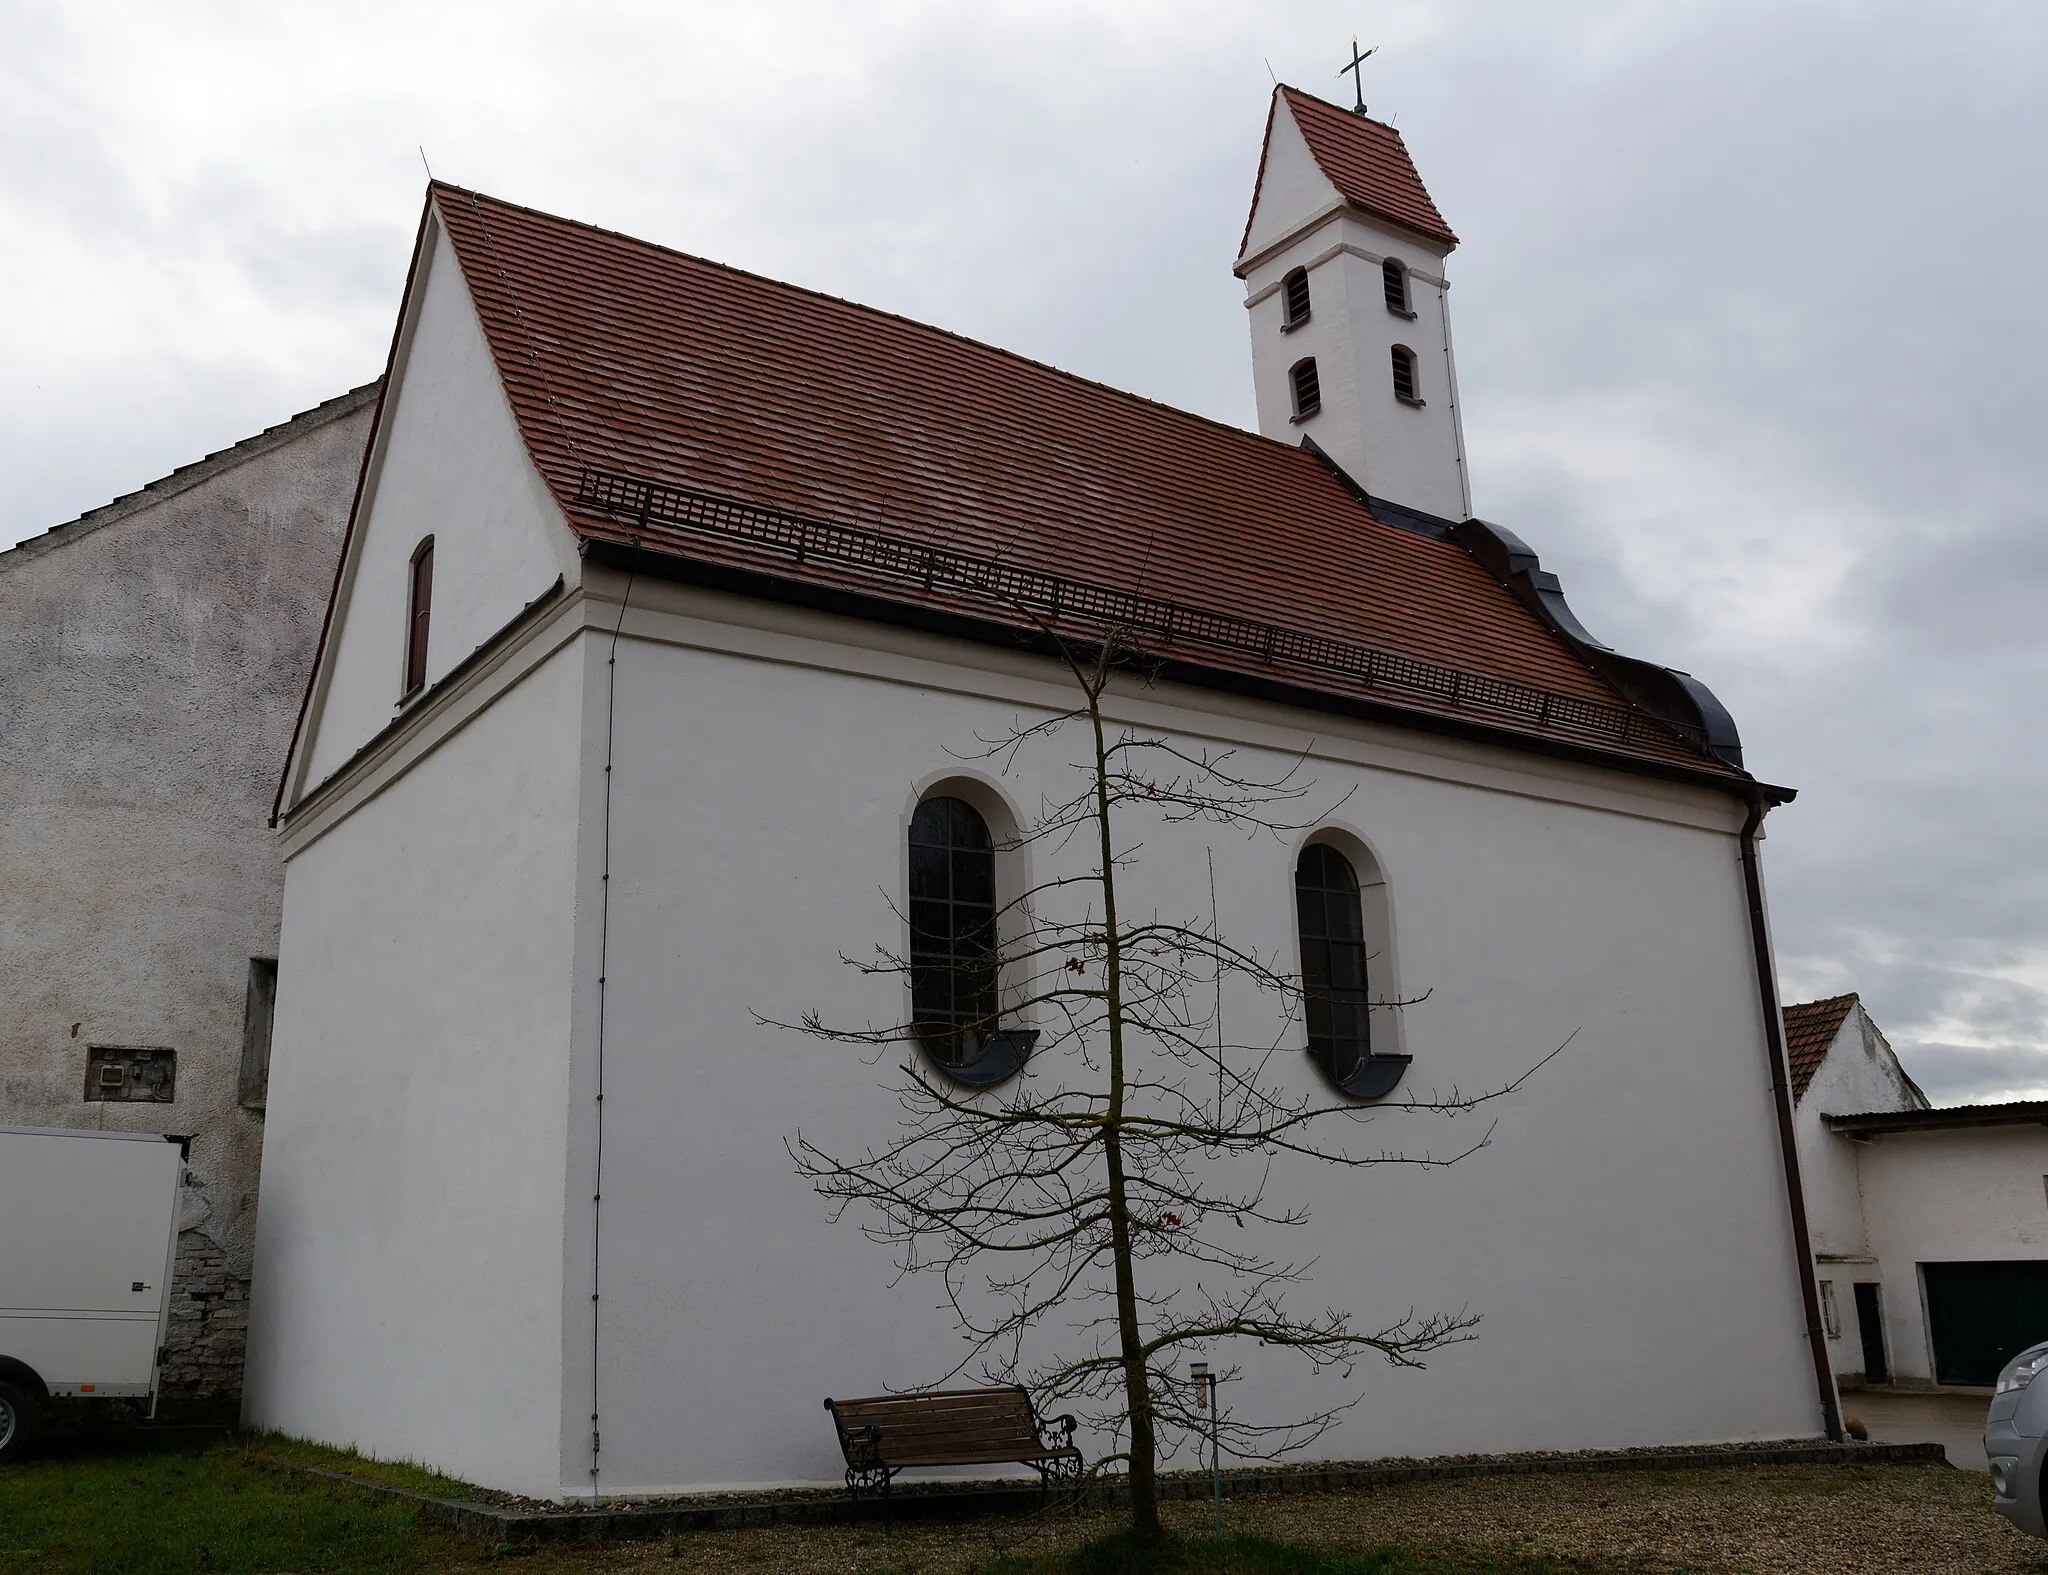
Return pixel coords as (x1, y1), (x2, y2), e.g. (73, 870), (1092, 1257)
(429, 182), (1340, 475)
(1275, 82), (1400, 135)
(1, 381), (382, 570)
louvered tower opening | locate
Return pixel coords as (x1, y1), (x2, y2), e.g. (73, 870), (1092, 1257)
(1290, 358), (1321, 419)
(1283, 268), (1312, 327)
(1382, 258), (1410, 314)
(1390, 346), (1419, 404)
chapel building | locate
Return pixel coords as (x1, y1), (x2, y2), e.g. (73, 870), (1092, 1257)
(244, 86), (1836, 1495)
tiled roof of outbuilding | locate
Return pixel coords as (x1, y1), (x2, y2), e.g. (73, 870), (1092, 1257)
(1783, 993), (1860, 1101)
(427, 184), (1730, 776)
(1240, 88), (1458, 260)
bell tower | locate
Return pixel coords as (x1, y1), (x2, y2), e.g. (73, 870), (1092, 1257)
(1236, 85), (1470, 523)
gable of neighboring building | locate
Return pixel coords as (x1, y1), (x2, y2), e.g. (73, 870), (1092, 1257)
(1784, 993), (1859, 1102)
(1786, 993), (1928, 1112)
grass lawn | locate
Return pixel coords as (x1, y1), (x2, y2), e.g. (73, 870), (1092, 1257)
(0, 1430), (469, 1575)
(0, 1434), (1608, 1575)
(0, 1432), (2032, 1575)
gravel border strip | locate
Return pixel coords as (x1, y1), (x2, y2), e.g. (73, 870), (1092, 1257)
(282, 1438), (1949, 1545)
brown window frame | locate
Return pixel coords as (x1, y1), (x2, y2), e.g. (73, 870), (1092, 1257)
(404, 536), (435, 698)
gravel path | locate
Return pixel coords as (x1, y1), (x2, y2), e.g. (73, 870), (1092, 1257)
(457, 1460), (2047, 1574)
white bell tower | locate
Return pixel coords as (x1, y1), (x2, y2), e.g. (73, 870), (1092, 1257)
(1236, 85), (1471, 523)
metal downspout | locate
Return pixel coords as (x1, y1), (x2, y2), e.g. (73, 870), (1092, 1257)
(1739, 793), (1844, 1442)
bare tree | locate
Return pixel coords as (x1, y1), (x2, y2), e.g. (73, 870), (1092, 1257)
(781, 628), (1559, 1541)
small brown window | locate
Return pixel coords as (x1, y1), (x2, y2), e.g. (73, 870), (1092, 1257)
(1382, 258), (1411, 315)
(404, 536), (434, 697)
(1282, 268), (1312, 328)
(1290, 358), (1321, 420)
(1390, 346), (1421, 405)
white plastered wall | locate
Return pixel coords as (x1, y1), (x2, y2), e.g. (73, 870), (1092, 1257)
(242, 636), (588, 1494)
(299, 214), (575, 790)
(1850, 1127), (2048, 1387)
(551, 579), (1819, 1497)
(1792, 1008), (1944, 1382)
(1238, 96), (1469, 521)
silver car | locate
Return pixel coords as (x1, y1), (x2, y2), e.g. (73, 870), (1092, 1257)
(1988, 1342), (2048, 1536)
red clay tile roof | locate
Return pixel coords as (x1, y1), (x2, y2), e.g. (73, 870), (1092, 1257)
(1241, 88), (1457, 260)
(1784, 993), (1859, 1101)
(429, 184), (1726, 775)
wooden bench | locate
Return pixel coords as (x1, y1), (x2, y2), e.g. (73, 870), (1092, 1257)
(823, 1385), (1083, 1510)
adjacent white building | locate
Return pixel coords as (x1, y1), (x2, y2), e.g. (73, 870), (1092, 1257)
(245, 86), (1836, 1497)
(1789, 993), (2048, 1390)
(0, 388), (374, 1410)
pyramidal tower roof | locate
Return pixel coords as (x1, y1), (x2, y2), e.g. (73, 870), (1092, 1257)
(1240, 85), (1458, 260)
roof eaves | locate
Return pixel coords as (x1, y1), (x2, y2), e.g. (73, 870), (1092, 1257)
(1825, 1101), (2048, 1136)
(577, 530), (1774, 801)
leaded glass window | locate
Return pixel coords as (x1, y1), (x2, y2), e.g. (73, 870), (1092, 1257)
(909, 796), (1000, 1068)
(1296, 843), (1370, 1084)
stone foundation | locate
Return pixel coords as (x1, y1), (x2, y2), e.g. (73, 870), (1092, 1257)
(156, 1228), (249, 1418)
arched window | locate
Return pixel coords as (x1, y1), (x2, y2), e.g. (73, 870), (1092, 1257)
(909, 795), (1030, 1084)
(1290, 358), (1321, 420)
(1282, 267), (1312, 328)
(403, 536), (434, 698)
(1390, 345), (1421, 405)
(1382, 257), (1411, 315)
(1295, 842), (1409, 1099)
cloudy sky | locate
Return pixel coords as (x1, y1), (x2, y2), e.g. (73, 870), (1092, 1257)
(4, 0), (2042, 1101)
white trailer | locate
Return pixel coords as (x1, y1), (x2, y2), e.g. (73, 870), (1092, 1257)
(0, 1125), (186, 1461)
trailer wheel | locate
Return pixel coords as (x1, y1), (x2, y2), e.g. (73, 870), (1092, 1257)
(0, 1380), (36, 1465)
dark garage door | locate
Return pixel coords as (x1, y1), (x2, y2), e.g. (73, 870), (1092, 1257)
(1923, 1261), (2048, 1387)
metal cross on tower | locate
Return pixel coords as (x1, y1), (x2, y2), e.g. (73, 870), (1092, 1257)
(1339, 37), (1377, 115)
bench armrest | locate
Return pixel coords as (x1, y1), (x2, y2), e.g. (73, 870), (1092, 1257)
(1038, 1413), (1078, 1452)
(842, 1422), (884, 1468)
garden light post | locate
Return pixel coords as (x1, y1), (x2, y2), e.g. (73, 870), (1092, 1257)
(1189, 1361), (1220, 1531)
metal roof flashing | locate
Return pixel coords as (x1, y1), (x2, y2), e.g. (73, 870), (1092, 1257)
(1449, 515), (1748, 771)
